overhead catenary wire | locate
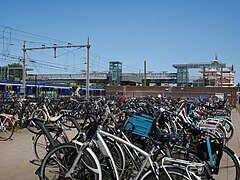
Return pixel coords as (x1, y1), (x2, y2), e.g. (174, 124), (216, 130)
(25, 53), (83, 72)
(0, 25), (70, 44)
(0, 52), (87, 73)
(0, 57), (19, 64)
(0, 52), (83, 73)
(0, 24), (141, 75)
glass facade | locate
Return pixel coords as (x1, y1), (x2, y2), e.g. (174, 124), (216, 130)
(109, 61), (122, 85)
(173, 60), (235, 87)
(177, 66), (188, 86)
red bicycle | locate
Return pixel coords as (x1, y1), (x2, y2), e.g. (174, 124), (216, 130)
(0, 113), (15, 141)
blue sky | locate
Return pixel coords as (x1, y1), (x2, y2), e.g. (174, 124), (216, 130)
(0, 0), (240, 83)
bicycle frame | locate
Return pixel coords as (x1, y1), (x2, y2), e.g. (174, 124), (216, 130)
(96, 128), (157, 180)
(100, 105), (154, 173)
(0, 113), (15, 127)
(64, 141), (102, 179)
(94, 127), (204, 180)
(86, 105), (204, 179)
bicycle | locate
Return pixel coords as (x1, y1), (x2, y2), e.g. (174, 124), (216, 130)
(38, 117), (206, 180)
(30, 115), (84, 162)
(171, 119), (240, 180)
(0, 113), (15, 141)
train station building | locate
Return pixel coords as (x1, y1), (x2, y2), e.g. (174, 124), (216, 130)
(0, 56), (236, 88)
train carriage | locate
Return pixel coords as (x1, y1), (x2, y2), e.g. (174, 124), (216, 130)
(0, 82), (105, 98)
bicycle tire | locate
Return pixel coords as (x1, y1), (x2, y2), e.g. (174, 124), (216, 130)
(0, 115), (14, 141)
(106, 138), (125, 178)
(21, 106), (34, 121)
(141, 167), (191, 180)
(207, 118), (234, 143)
(212, 146), (240, 180)
(40, 143), (101, 180)
(171, 150), (212, 180)
(33, 130), (67, 161)
(92, 136), (125, 179)
(60, 115), (76, 128)
(222, 119), (234, 141)
(27, 109), (47, 134)
(200, 120), (227, 144)
(215, 123), (227, 144)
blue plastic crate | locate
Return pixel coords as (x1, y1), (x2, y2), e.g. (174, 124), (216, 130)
(124, 114), (154, 137)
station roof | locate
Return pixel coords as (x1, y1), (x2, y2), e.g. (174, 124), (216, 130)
(172, 62), (226, 69)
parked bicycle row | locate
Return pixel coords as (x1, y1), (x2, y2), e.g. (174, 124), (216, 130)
(0, 96), (239, 179)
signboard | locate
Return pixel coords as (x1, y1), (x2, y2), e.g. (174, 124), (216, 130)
(215, 93), (224, 100)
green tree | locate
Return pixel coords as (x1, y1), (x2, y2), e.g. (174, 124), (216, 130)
(95, 83), (106, 88)
(8, 63), (23, 81)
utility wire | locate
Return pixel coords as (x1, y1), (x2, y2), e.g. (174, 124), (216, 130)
(0, 25), (70, 44)
(1, 25), (140, 74)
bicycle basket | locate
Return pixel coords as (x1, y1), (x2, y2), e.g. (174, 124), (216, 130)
(124, 114), (154, 137)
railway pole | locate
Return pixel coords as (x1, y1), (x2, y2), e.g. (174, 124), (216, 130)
(86, 36), (90, 99)
(22, 40), (27, 99)
(144, 60), (147, 86)
(22, 38), (90, 98)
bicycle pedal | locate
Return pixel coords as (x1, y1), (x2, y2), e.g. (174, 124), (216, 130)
(35, 167), (41, 177)
(29, 159), (41, 166)
(32, 136), (35, 141)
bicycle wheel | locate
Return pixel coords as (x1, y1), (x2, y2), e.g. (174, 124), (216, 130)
(20, 105), (35, 125)
(222, 119), (234, 142)
(31, 109), (47, 120)
(106, 139), (125, 178)
(212, 146), (240, 180)
(33, 130), (67, 161)
(141, 167), (191, 180)
(93, 137), (124, 179)
(0, 115), (14, 141)
(215, 124), (227, 144)
(171, 150), (212, 180)
(27, 109), (47, 134)
(60, 115), (78, 129)
(200, 121), (227, 144)
(40, 143), (101, 180)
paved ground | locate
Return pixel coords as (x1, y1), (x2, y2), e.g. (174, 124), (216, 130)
(1, 108), (240, 180)
(213, 107), (240, 180)
(0, 129), (38, 180)
(226, 107), (240, 154)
